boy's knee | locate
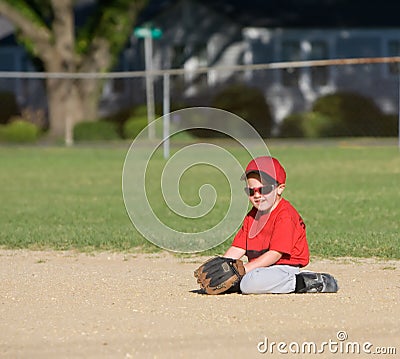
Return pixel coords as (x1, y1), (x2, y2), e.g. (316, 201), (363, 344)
(239, 271), (258, 294)
(239, 276), (251, 294)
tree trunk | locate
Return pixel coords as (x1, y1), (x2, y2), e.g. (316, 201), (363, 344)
(46, 77), (101, 141)
(76, 78), (102, 123)
(46, 78), (72, 139)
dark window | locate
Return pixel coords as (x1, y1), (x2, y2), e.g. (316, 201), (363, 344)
(388, 40), (400, 74)
(171, 45), (186, 69)
(310, 41), (329, 86)
(281, 41), (301, 86)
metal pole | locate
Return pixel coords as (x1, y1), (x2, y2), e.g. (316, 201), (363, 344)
(144, 35), (155, 140)
(65, 79), (74, 146)
(65, 114), (73, 146)
(163, 73), (170, 159)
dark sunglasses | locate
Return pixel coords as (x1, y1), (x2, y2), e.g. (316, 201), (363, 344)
(244, 184), (276, 196)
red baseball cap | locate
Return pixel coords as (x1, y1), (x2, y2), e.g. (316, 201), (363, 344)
(241, 156), (286, 184)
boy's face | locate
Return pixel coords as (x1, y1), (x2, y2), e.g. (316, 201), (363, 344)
(245, 173), (284, 212)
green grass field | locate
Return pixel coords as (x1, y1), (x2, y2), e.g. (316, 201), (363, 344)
(1, 139), (399, 259)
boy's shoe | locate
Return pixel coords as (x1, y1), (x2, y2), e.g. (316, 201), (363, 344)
(296, 272), (339, 293)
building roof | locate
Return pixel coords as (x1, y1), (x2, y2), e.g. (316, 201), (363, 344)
(138, 0), (400, 28)
(1, 0), (399, 44)
(0, 16), (14, 42)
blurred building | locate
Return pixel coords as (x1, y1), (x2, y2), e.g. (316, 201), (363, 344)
(1, 0), (400, 125)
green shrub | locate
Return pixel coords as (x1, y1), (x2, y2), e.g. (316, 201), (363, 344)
(312, 92), (383, 136)
(73, 121), (120, 141)
(101, 105), (161, 137)
(123, 116), (148, 139)
(278, 113), (305, 138)
(211, 83), (273, 138)
(279, 92), (395, 138)
(0, 119), (40, 143)
(302, 112), (337, 138)
(102, 108), (135, 136)
(120, 104), (169, 140)
(0, 92), (20, 124)
(279, 112), (336, 138)
(133, 105), (149, 117)
(376, 114), (398, 137)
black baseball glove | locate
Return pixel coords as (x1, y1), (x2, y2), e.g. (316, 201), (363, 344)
(194, 256), (245, 295)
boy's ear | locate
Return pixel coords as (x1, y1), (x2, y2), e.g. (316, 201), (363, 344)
(277, 184), (285, 196)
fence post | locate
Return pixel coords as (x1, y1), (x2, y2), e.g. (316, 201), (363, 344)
(144, 36), (156, 140)
(65, 78), (74, 146)
(163, 73), (170, 159)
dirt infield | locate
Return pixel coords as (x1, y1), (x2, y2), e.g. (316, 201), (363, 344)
(0, 250), (398, 358)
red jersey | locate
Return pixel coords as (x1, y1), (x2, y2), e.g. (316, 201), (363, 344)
(232, 198), (309, 267)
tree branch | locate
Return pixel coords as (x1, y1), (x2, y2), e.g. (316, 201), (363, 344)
(50, 0), (76, 71)
(79, 0), (148, 72)
(0, 0), (52, 56)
